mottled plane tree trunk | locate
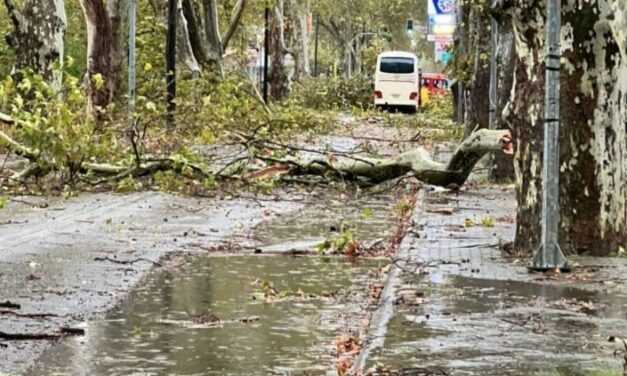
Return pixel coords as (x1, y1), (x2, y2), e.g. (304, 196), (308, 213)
(269, 2), (288, 100)
(295, 1), (311, 78)
(107, 0), (128, 95)
(273, 0), (312, 82)
(80, 0), (123, 118)
(200, 0), (246, 73)
(503, 0), (627, 256)
(3, 0), (66, 79)
(490, 7), (516, 182)
(463, 5), (491, 137)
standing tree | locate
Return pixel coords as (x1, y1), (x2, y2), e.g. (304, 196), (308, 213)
(180, 0), (247, 74)
(3, 0), (66, 79)
(452, 1), (514, 181)
(315, 0), (423, 78)
(490, 7), (516, 182)
(80, 0), (125, 118)
(272, 0), (312, 82)
(501, 0), (627, 256)
(269, 0), (288, 99)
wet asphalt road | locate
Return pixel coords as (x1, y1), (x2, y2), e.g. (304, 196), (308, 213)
(0, 192), (294, 374)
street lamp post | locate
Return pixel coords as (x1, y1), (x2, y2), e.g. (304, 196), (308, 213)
(532, 0), (568, 271)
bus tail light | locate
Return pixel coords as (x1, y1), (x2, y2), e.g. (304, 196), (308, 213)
(409, 92), (418, 100)
(374, 90), (383, 99)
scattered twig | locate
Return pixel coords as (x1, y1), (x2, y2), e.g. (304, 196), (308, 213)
(453, 242), (501, 249)
(0, 301), (21, 309)
(0, 327), (84, 341)
(94, 256), (162, 267)
(0, 310), (60, 319)
(0, 219), (28, 226)
(9, 198), (49, 208)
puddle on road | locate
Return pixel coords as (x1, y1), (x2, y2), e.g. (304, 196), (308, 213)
(254, 192), (399, 252)
(366, 273), (627, 375)
(30, 255), (385, 376)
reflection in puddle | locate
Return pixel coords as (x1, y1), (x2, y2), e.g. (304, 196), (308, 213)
(254, 192), (398, 250)
(367, 274), (627, 375)
(31, 256), (385, 376)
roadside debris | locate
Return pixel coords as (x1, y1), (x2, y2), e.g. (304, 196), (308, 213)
(94, 256), (162, 267)
(0, 327), (85, 341)
(335, 335), (362, 376)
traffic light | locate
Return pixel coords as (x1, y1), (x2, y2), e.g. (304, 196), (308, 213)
(406, 19), (414, 32)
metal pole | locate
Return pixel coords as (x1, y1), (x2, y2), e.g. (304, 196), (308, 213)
(532, 0), (568, 271)
(314, 14), (320, 77)
(128, 0), (137, 116)
(263, 4), (270, 103)
(488, 15), (498, 131)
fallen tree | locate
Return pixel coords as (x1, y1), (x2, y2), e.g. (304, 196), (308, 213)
(246, 129), (513, 187)
(1, 110), (513, 188)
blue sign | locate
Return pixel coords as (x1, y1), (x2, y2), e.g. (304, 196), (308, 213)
(429, 0), (456, 15)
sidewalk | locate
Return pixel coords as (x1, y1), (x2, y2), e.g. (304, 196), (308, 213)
(358, 185), (627, 376)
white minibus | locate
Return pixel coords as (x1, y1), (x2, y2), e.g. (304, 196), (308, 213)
(373, 51), (420, 112)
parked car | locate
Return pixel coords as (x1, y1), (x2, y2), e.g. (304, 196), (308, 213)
(421, 73), (449, 96)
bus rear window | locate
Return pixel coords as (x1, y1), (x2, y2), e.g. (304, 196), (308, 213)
(380, 57), (415, 74)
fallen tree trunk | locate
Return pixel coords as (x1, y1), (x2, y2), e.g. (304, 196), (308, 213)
(253, 129), (513, 187)
(1, 110), (512, 187)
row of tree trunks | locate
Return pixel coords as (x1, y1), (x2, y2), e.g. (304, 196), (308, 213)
(505, 0), (627, 256)
(3, 0), (249, 115)
(3, 0), (125, 117)
(453, 1), (514, 182)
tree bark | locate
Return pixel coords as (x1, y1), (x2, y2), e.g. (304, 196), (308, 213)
(203, 0), (223, 71)
(80, 0), (115, 118)
(269, 7), (288, 100)
(463, 6), (490, 137)
(506, 0), (627, 256)
(3, 0), (66, 79)
(177, 0), (201, 76)
(200, 0), (246, 73)
(295, 3), (311, 78)
(107, 0), (127, 98)
(182, 0), (208, 65)
(53, 0), (67, 89)
(258, 129), (513, 187)
(221, 0), (246, 52)
(490, 11), (516, 182)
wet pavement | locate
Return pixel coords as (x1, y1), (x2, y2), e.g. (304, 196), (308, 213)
(2, 183), (410, 375)
(359, 187), (627, 376)
(3, 119), (627, 376)
(0, 192), (295, 374)
(29, 256), (386, 376)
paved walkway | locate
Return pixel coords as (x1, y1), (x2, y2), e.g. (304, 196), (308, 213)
(358, 186), (627, 376)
